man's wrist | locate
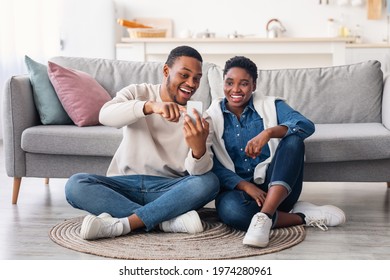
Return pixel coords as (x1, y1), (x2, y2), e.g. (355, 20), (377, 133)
(143, 101), (154, 115)
(192, 147), (206, 159)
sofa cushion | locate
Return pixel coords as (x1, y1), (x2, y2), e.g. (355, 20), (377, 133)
(305, 123), (390, 163)
(21, 125), (122, 156)
(49, 56), (223, 109)
(257, 60), (383, 124)
(48, 62), (112, 127)
(24, 56), (73, 125)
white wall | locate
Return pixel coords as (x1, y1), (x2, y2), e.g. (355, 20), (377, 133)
(58, 0), (117, 59)
(1, 0), (389, 141)
(115, 0), (390, 43)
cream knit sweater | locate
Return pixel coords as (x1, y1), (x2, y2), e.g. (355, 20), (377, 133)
(99, 83), (213, 177)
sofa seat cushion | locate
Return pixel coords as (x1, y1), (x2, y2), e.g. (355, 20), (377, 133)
(305, 123), (390, 163)
(21, 125), (122, 156)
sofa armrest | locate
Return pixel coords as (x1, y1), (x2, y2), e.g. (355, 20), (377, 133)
(2, 75), (41, 177)
(383, 74), (390, 130)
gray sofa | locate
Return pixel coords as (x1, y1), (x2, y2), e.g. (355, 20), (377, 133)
(3, 57), (390, 204)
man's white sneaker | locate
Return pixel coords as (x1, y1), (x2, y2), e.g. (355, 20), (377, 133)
(98, 212), (112, 219)
(159, 210), (203, 234)
(243, 212), (272, 248)
(80, 212), (123, 240)
(292, 201), (346, 231)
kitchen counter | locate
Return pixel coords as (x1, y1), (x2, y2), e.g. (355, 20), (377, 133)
(345, 43), (390, 70)
(116, 37), (354, 68)
(119, 37), (355, 43)
(346, 43), (390, 48)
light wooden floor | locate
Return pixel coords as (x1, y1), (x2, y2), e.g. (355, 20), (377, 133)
(1, 141), (389, 260)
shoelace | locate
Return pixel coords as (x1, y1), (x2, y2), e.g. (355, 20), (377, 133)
(252, 215), (268, 229)
(306, 218), (328, 231)
(99, 218), (121, 237)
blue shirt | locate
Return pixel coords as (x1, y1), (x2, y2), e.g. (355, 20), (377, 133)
(212, 96), (315, 190)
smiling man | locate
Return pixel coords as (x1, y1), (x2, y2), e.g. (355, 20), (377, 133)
(64, 46), (219, 240)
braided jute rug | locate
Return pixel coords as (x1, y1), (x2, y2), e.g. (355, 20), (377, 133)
(49, 208), (305, 260)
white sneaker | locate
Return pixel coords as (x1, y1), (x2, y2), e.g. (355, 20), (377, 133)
(98, 212), (112, 219)
(80, 212), (123, 240)
(159, 210), (203, 234)
(292, 201), (346, 231)
(243, 212), (272, 248)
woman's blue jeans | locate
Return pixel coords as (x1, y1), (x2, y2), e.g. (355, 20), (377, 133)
(215, 134), (305, 231)
(65, 171), (219, 231)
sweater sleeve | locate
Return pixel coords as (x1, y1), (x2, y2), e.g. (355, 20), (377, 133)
(212, 156), (243, 190)
(99, 84), (154, 128)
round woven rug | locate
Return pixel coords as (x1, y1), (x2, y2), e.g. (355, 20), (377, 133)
(49, 208), (305, 260)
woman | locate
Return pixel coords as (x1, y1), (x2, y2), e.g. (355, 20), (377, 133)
(206, 56), (346, 248)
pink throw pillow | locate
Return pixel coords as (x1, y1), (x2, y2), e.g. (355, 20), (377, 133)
(47, 61), (112, 126)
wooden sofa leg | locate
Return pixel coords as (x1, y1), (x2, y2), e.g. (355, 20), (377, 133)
(12, 177), (22, 205)
(44, 178), (50, 185)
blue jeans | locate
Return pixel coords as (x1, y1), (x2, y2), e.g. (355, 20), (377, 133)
(215, 134), (305, 231)
(65, 171), (219, 231)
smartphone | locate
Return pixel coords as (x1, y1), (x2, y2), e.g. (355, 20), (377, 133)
(186, 101), (203, 123)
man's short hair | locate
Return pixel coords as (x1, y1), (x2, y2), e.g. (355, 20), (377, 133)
(223, 56), (258, 82)
(165, 45), (203, 67)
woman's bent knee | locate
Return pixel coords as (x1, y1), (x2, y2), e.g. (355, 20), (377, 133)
(280, 134), (304, 150)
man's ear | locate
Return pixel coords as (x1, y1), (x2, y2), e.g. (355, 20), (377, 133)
(163, 64), (169, 77)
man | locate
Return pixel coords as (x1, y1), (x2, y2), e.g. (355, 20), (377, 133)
(65, 46), (219, 240)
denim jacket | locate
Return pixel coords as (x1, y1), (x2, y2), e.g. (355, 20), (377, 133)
(206, 95), (315, 190)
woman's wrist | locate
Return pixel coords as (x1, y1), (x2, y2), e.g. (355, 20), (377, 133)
(236, 180), (250, 192)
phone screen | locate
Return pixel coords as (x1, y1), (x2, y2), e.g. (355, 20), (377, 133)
(186, 101), (203, 123)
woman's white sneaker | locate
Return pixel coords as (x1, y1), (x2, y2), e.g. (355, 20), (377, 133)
(243, 212), (272, 248)
(80, 213), (123, 240)
(292, 201), (346, 231)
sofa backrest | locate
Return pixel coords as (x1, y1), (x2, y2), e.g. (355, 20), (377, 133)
(256, 60), (383, 124)
(49, 56), (223, 109)
(49, 57), (383, 124)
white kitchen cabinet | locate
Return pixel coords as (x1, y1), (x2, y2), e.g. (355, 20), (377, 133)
(345, 44), (390, 70)
(58, 0), (116, 59)
(116, 37), (352, 69)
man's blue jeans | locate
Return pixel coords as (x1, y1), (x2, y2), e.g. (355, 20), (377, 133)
(65, 171), (219, 231)
(215, 134), (305, 231)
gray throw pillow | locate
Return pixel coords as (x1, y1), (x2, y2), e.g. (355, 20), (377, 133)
(25, 55), (73, 125)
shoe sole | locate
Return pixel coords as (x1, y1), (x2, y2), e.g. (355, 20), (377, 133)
(80, 215), (99, 240)
(181, 210), (203, 234)
(243, 236), (269, 248)
(293, 201), (346, 226)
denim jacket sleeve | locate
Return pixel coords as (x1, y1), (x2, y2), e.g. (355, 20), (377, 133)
(212, 155), (244, 190)
(276, 100), (315, 139)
